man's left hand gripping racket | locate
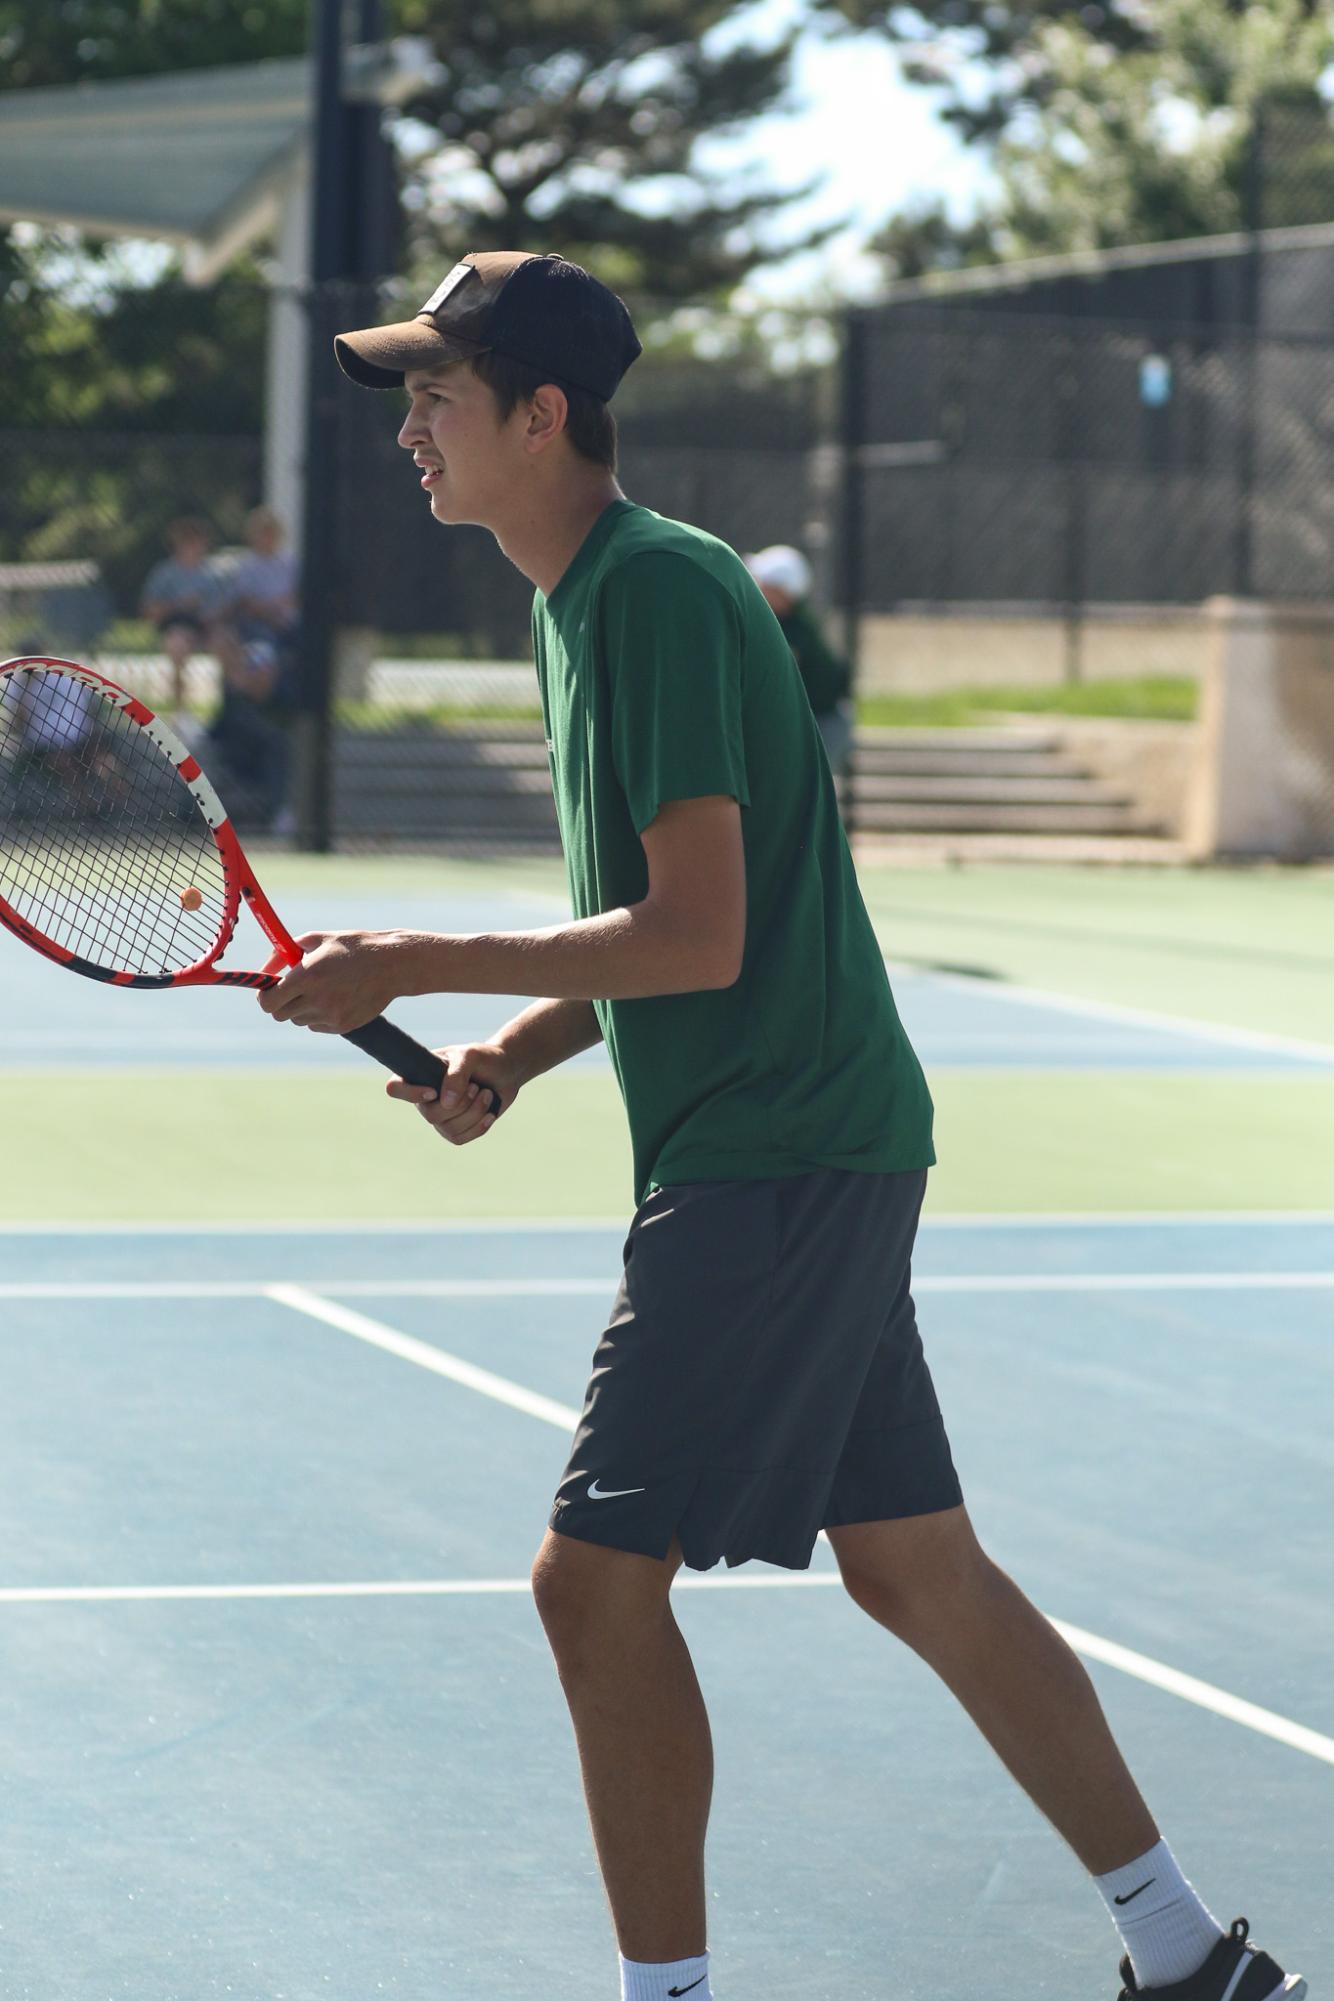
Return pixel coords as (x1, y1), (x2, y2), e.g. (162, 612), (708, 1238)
(0, 655), (499, 1107)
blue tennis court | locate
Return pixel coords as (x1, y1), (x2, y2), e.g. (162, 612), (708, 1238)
(3, 1214), (1330, 1999)
(6, 882), (1334, 1078)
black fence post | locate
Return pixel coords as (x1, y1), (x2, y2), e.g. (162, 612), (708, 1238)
(838, 307), (866, 834)
(1056, 329), (1088, 682)
(1233, 104), (1265, 600)
(292, 0), (351, 853)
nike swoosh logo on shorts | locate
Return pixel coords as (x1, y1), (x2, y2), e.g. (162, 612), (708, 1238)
(587, 1479), (646, 1500)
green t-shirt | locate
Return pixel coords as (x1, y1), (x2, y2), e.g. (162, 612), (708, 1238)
(531, 499), (934, 1206)
(778, 599), (852, 718)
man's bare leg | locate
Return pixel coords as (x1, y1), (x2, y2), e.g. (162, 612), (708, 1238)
(532, 1529), (711, 1962)
(828, 1506), (1159, 1875)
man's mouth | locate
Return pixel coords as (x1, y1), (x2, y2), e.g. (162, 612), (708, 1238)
(419, 465), (443, 489)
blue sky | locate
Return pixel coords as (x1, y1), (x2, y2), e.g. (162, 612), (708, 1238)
(697, 0), (995, 301)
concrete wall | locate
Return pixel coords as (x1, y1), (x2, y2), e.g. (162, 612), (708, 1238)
(1057, 718), (1198, 838)
(1184, 598), (1334, 861)
(855, 605), (1208, 692)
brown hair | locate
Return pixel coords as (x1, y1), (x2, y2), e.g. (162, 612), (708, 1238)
(167, 516), (211, 549)
(470, 349), (618, 471)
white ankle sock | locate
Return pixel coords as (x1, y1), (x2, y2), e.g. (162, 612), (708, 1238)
(1095, 1839), (1225, 1988)
(619, 1951), (711, 2001)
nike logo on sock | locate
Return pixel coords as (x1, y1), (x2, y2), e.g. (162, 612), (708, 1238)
(667, 1981), (707, 1997)
(1115, 1878), (1157, 1906)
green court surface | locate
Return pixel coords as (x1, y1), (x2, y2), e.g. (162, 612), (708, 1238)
(2, 856), (1331, 1223)
(5, 1069), (1334, 1221)
(857, 860), (1334, 1047)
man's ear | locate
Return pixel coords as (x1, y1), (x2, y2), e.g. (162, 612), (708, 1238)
(525, 384), (570, 454)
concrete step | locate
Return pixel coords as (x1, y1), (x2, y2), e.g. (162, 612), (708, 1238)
(855, 727), (1060, 752)
(850, 801), (1152, 835)
(853, 747), (1092, 779)
(853, 774), (1133, 808)
(327, 722), (1164, 846)
(852, 831), (1189, 865)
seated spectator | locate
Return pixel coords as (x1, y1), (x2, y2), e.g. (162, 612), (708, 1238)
(140, 518), (229, 711)
(208, 507), (301, 834)
(744, 545), (854, 783)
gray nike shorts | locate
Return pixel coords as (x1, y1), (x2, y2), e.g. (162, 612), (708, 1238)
(550, 1167), (962, 1572)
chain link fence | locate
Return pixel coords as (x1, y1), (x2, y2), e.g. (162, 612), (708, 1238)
(4, 261), (1334, 855)
(843, 306), (1334, 688)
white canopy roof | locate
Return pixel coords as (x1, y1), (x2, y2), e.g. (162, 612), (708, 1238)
(0, 44), (427, 282)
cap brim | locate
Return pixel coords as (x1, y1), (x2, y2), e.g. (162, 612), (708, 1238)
(333, 317), (485, 390)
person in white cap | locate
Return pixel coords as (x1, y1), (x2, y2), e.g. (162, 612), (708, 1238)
(744, 544), (854, 781)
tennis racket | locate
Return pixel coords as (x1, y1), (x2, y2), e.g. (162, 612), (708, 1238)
(0, 654), (500, 1109)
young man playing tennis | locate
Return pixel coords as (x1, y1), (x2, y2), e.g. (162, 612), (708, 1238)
(261, 251), (1303, 2001)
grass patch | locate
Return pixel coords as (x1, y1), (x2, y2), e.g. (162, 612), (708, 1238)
(858, 676), (1197, 728)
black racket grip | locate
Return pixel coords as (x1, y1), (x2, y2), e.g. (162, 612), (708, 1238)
(341, 1014), (502, 1116)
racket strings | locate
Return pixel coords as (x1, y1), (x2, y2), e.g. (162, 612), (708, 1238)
(0, 668), (228, 976)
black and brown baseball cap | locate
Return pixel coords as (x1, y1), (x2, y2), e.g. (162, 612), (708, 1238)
(334, 251), (642, 401)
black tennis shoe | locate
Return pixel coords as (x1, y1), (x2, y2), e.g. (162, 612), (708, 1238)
(1117, 1918), (1306, 2000)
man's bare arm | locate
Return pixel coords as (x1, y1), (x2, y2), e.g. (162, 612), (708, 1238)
(493, 996), (602, 1086)
(394, 796), (746, 1002)
(259, 797), (747, 1032)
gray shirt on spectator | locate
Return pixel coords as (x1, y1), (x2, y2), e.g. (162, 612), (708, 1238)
(225, 551), (298, 631)
(141, 557), (230, 622)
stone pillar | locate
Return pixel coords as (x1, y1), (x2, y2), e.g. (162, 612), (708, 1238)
(333, 625), (379, 705)
(1184, 598), (1334, 861)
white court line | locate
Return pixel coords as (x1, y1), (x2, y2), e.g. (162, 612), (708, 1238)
(0, 1574), (839, 1606)
(1051, 1621), (1334, 1769)
(4, 1272), (1334, 1303)
(3, 1290), (1330, 1771)
(887, 958), (1334, 1067)
(0, 1278), (613, 1301)
(0, 1573), (1329, 1770)
(2, 1212), (1334, 1236)
(265, 1283), (583, 1432)
(0, 1217), (631, 1235)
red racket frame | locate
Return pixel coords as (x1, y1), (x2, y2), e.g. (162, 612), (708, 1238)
(0, 655), (499, 1104)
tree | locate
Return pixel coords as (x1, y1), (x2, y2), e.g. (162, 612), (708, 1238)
(388, 0), (834, 305)
(2, 1), (835, 307)
(867, 200), (1005, 281)
(987, 0), (1334, 255)
(811, 0), (1327, 147)
(0, 1), (838, 590)
(849, 0), (1334, 273)
(0, 1), (308, 87)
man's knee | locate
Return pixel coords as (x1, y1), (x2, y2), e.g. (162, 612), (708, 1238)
(831, 1506), (994, 1638)
(531, 1528), (678, 1663)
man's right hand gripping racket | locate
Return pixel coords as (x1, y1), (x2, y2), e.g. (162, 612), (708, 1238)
(0, 655), (501, 1113)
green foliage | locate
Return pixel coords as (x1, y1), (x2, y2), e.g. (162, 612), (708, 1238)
(388, 0), (831, 302)
(868, 202), (1007, 281)
(813, 0), (1328, 148)
(0, 0), (308, 87)
(0, 1), (837, 604)
(0, 247), (270, 604)
(986, 1), (1334, 258)
(841, 0), (1334, 274)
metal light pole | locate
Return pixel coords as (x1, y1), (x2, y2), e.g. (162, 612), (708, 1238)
(292, 0), (350, 852)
